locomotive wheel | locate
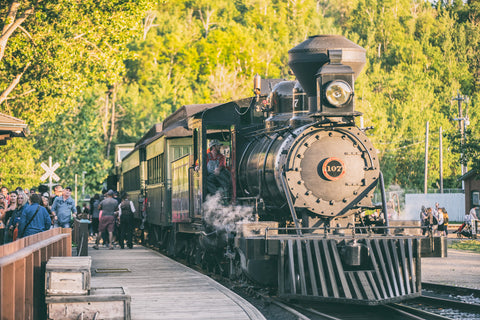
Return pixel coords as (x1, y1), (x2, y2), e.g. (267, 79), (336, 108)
(167, 229), (175, 256)
(175, 237), (188, 258)
(230, 252), (245, 281)
(187, 236), (203, 266)
(193, 243), (205, 266)
(150, 225), (160, 247)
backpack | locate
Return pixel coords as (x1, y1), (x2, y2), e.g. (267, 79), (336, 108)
(121, 200), (132, 216)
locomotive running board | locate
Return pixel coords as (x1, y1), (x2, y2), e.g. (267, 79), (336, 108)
(277, 237), (421, 305)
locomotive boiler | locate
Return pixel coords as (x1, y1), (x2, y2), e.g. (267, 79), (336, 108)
(116, 35), (446, 305)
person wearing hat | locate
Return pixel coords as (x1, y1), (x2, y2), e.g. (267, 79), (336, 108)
(93, 190), (118, 250)
(51, 186), (77, 228)
(206, 139), (231, 195)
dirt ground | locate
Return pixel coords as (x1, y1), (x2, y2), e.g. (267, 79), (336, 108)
(421, 245), (480, 289)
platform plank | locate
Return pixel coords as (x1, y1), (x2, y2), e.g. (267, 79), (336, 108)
(88, 244), (265, 320)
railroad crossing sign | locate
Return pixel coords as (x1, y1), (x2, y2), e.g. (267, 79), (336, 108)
(40, 156), (60, 191)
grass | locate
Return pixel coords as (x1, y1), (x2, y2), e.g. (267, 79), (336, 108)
(448, 239), (480, 253)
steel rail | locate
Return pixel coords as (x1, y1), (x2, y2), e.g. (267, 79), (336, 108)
(413, 295), (480, 312)
(387, 304), (451, 320)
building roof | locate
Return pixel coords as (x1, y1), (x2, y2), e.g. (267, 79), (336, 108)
(459, 169), (479, 181)
(0, 112), (29, 145)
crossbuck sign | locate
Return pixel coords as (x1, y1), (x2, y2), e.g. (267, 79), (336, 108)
(41, 156), (60, 190)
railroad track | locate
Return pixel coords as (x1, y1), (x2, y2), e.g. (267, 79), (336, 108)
(253, 283), (480, 320)
(263, 296), (455, 320)
(422, 282), (480, 300)
(398, 295), (480, 319)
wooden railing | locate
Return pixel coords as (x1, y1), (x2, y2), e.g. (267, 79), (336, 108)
(0, 228), (71, 320)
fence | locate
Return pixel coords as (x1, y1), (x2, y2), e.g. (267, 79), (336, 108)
(0, 228), (71, 320)
(405, 193), (465, 222)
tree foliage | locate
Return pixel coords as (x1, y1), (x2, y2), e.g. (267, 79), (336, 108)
(0, 0), (152, 194)
(0, 0), (479, 194)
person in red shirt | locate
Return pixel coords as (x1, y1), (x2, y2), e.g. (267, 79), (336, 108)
(206, 139), (231, 195)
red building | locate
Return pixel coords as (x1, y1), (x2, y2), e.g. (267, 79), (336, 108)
(460, 170), (480, 213)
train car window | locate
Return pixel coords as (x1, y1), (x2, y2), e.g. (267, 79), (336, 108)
(147, 154), (164, 185)
(473, 191), (480, 206)
(124, 167), (140, 192)
(171, 146), (191, 161)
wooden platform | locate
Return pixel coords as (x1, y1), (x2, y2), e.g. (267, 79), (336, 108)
(88, 244), (266, 320)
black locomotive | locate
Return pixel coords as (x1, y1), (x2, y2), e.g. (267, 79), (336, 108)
(116, 35), (446, 305)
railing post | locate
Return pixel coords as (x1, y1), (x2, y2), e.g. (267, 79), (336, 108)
(72, 219), (89, 256)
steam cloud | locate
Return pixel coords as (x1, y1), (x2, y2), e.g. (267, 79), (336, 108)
(202, 192), (255, 233)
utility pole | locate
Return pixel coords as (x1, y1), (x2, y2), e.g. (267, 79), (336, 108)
(82, 171), (87, 198)
(452, 92), (470, 190)
(439, 127), (443, 193)
(424, 121), (429, 194)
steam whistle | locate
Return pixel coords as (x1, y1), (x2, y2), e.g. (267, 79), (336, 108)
(253, 74), (261, 101)
(253, 74), (270, 114)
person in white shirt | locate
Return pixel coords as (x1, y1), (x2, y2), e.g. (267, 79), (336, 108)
(468, 206), (478, 235)
(436, 208), (444, 236)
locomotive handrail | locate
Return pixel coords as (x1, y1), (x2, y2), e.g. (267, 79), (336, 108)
(262, 225), (427, 238)
(280, 168), (302, 235)
(262, 225), (426, 232)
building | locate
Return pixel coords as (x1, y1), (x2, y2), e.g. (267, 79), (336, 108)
(0, 112), (29, 145)
(460, 170), (480, 213)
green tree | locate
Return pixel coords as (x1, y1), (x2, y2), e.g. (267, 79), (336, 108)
(0, 0), (153, 191)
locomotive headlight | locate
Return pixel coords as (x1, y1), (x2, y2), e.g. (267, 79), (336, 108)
(324, 80), (352, 107)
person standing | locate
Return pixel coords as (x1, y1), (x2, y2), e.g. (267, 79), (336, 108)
(51, 186), (77, 228)
(18, 194), (51, 238)
(441, 207), (449, 236)
(436, 207), (444, 236)
(3, 191), (18, 231)
(41, 192), (54, 228)
(4, 191), (27, 243)
(432, 202), (440, 219)
(424, 207), (434, 235)
(468, 206), (478, 235)
(50, 185), (63, 205)
(1, 186), (9, 207)
(90, 194), (101, 237)
(420, 206), (428, 235)
(0, 193), (7, 244)
(93, 190), (117, 250)
(118, 192), (136, 249)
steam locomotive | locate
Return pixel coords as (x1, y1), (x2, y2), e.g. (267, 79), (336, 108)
(115, 35), (446, 305)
